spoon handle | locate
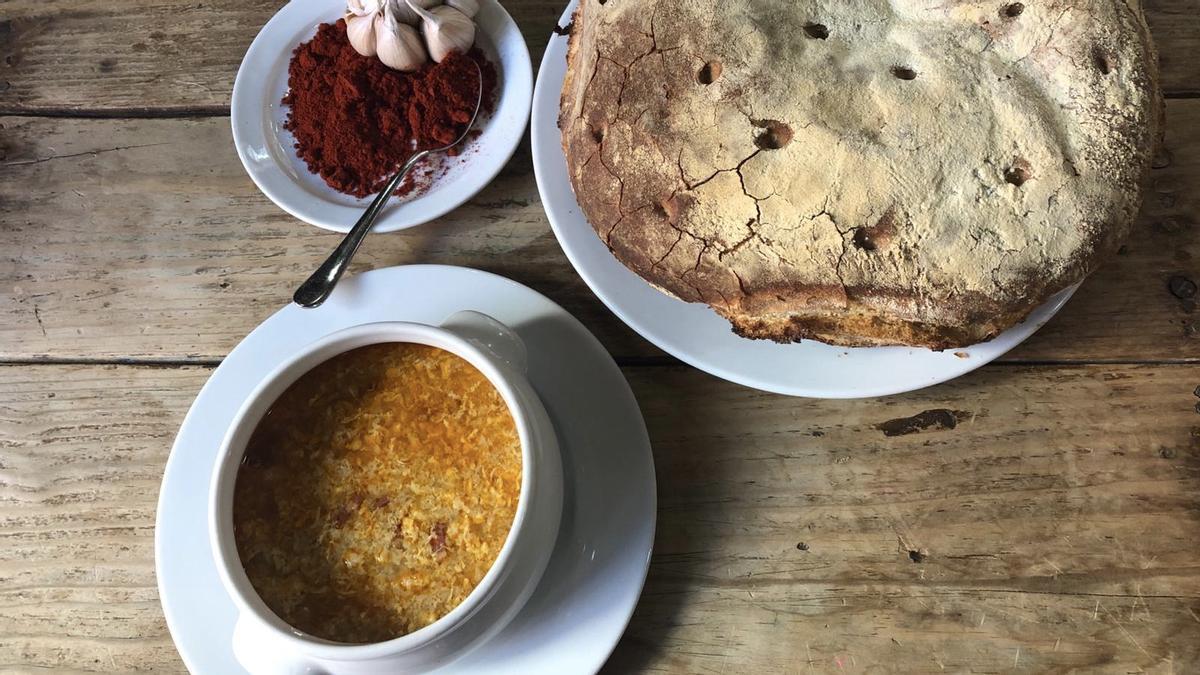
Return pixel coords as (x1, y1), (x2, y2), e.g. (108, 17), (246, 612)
(292, 150), (430, 308)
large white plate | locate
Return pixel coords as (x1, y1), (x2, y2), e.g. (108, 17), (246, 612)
(231, 0), (533, 233)
(155, 265), (655, 674)
(529, 0), (1077, 399)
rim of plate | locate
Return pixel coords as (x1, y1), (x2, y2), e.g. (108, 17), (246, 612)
(231, 0), (532, 233)
(529, 0), (1078, 399)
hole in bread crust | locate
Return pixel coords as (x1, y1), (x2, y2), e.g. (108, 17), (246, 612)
(753, 120), (793, 150)
(891, 66), (918, 80)
(656, 195), (682, 225)
(803, 23), (829, 39)
(852, 228), (877, 251)
(1004, 164), (1032, 186)
(697, 61), (723, 85)
(1002, 3), (1024, 18)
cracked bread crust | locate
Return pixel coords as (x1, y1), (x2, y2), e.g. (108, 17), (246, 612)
(558, 0), (1162, 348)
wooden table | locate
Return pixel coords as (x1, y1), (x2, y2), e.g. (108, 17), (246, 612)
(2, 1), (1199, 672)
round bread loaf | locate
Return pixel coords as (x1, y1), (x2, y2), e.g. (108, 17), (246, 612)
(558, 0), (1161, 348)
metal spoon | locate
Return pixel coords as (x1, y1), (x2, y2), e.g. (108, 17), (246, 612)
(293, 61), (484, 309)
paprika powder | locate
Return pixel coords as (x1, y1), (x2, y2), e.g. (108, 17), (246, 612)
(282, 20), (498, 198)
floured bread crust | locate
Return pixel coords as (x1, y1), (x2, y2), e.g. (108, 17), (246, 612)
(559, 0), (1161, 348)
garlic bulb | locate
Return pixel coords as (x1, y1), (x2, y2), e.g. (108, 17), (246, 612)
(347, 0), (382, 16)
(445, 0), (480, 19)
(377, 0), (428, 71)
(406, 1), (476, 62)
(344, 11), (382, 56)
(389, 0), (438, 26)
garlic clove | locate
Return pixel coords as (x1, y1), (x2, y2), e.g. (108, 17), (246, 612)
(388, 0), (438, 26)
(346, 0), (382, 17)
(406, 1), (476, 63)
(444, 0), (480, 19)
(344, 11), (380, 57)
(377, 1), (428, 71)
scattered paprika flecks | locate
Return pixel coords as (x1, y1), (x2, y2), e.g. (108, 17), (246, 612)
(282, 19), (498, 198)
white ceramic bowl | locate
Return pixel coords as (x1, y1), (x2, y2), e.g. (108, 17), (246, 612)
(208, 311), (563, 675)
(231, 0), (533, 233)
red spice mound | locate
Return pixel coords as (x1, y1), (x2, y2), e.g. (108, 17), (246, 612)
(282, 20), (499, 198)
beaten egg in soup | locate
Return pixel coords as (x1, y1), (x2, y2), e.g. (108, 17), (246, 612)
(232, 343), (522, 644)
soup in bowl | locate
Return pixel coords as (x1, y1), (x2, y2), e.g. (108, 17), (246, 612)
(208, 312), (562, 674)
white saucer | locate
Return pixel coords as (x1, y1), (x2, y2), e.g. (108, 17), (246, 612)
(231, 0), (533, 233)
(155, 265), (656, 674)
(529, 0), (1077, 399)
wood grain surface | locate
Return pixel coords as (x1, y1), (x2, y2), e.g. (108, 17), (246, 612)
(0, 0), (567, 114)
(2, 364), (1198, 673)
(0, 115), (658, 362)
(0, 0), (1198, 673)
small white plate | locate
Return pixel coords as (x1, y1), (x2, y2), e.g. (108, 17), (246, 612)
(530, 0), (1077, 399)
(155, 265), (656, 674)
(231, 0), (533, 233)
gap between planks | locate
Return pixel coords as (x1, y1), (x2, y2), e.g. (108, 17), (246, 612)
(0, 106), (228, 119)
(2, 356), (1200, 369)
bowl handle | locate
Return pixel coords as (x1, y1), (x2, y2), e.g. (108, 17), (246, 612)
(232, 613), (326, 675)
(441, 310), (528, 374)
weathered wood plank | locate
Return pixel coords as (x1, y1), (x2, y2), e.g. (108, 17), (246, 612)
(611, 363), (1200, 673)
(0, 0), (1197, 114)
(0, 0), (567, 114)
(1, 363), (1197, 672)
(1, 100), (1197, 363)
(1145, 0), (1200, 96)
(0, 113), (659, 361)
(0, 364), (199, 672)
